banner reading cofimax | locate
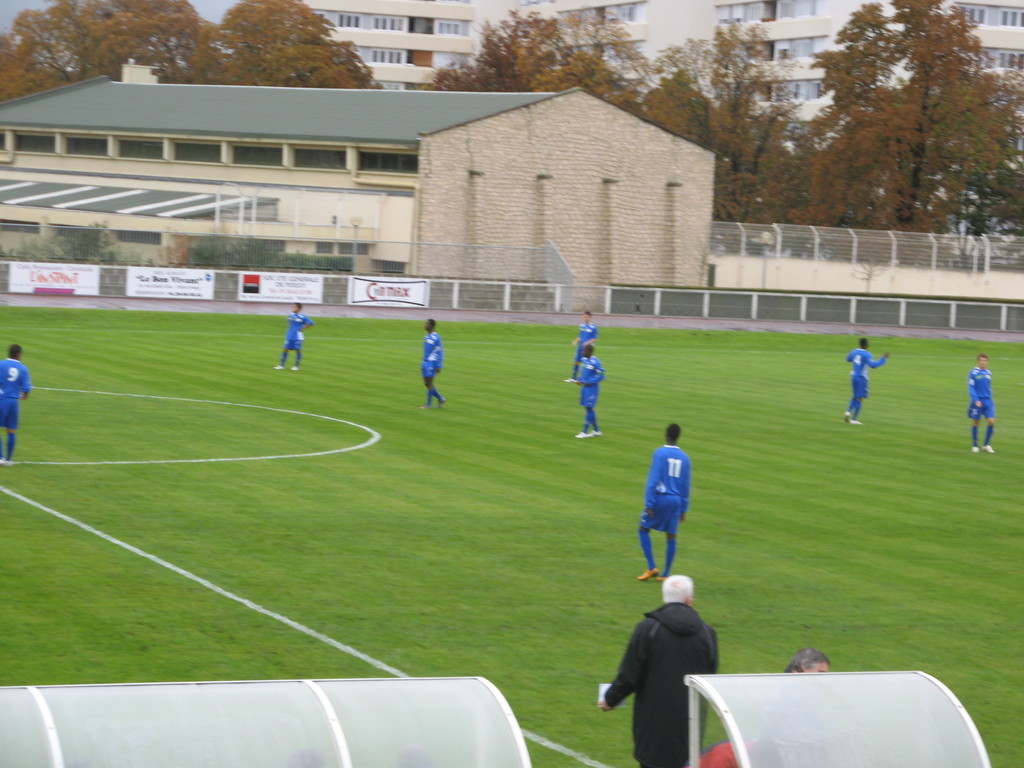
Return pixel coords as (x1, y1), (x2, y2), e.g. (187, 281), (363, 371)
(348, 276), (429, 308)
(126, 267), (214, 300)
(8, 261), (100, 295)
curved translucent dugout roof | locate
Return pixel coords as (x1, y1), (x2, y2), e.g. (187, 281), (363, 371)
(0, 677), (531, 768)
(686, 671), (989, 768)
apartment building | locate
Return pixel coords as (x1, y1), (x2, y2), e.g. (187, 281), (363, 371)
(310, 0), (1024, 114)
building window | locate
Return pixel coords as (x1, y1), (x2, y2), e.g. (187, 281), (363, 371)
(118, 138), (164, 159)
(66, 136), (108, 156)
(776, 79), (823, 101)
(1001, 8), (1024, 26)
(359, 151), (418, 172)
(373, 15), (406, 30)
(294, 148), (347, 169)
(115, 230), (162, 245)
(339, 13), (361, 27)
(316, 241), (335, 254)
(959, 4), (988, 24)
(338, 241), (371, 255)
(373, 259), (406, 274)
(1012, 135), (1024, 152)
(175, 141), (222, 163)
(15, 133), (56, 153)
(432, 52), (469, 68)
(0, 220), (41, 234)
(772, 36), (826, 60)
(378, 81), (408, 90)
(776, 0), (825, 20)
(606, 3), (646, 23)
(436, 19), (468, 35)
(410, 17), (434, 33)
(361, 47), (409, 64)
(233, 144), (283, 166)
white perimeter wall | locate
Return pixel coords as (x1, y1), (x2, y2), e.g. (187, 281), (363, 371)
(712, 255), (1024, 301)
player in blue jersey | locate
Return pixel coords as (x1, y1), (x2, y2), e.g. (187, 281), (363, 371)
(968, 353), (995, 453)
(575, 343), (604, 437)
(0, 344), (32, 467)
(275, 303), (314, 370)
(637, 423), (691, 581)
(566, 311), (599, 382)
(420, 318), (446, 409)
(844, 337), (888, 424)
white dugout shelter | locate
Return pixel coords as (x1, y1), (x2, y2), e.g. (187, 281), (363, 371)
(687, 671), (990, 768)
(0, 676), (531, 768)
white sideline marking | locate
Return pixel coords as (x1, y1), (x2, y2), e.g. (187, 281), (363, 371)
(0, 486), (617, 768)
(22, 388), (380, 466)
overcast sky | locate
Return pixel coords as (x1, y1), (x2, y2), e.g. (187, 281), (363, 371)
(1, 0), (236, 33)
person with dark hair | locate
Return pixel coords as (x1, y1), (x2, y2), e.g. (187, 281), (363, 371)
(784, 647), (831, 673)
(600, 575), (718, 768)
(566, 310), (599, 382)
(637, 424), (691, 582)
(844, 337), (888, 424)
(686, 648), (831, 768)
(0, 344), (32, 467)
(420, 319), (446, 409)
(575, 343), (604, 437)
(275, 302), (314, 370)
(968, 353), (995, 453)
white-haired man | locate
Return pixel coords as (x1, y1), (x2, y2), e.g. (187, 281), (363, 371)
(599, 575), (718, 768)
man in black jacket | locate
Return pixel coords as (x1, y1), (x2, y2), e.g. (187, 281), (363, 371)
(599, 574), (718, 768)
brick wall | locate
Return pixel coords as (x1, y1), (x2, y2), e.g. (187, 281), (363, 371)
(417, 89), (715, 287)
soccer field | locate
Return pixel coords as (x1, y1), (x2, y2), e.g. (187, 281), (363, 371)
(0, 306), (1020, 768)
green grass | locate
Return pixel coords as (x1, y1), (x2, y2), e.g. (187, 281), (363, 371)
(0, 306), (1020, 768)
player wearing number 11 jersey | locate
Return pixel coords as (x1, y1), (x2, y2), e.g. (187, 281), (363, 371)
(637, 423), (691, 582)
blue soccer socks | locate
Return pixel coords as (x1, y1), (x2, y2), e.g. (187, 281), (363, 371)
(639, 528), (655, 571)
(663, 538), (677, 577)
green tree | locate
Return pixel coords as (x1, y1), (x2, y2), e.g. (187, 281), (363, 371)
(195, 0), (375, 88)
(644, 24), (806, 223)
(428, 10), (649, 108)
(806, 0), (1024, 233)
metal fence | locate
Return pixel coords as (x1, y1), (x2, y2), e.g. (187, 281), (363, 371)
(710, 222), (1024, 273)
(0, 224), (562, 283)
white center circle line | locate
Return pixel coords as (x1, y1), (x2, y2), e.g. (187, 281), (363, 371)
(22, 387), (380, 466)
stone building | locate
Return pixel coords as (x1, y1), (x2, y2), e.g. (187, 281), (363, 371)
(0, 69), (713, 286)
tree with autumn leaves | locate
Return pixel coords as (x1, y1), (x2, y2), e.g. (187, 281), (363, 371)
(0, 0), (372, 100)
(804, 0), (1024, 233)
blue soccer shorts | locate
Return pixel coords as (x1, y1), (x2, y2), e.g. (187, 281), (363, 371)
(640, 495), (684, 535)
(968, 401), (995, 420)
(851, 376), (869, 399)
(579, 385), (599, 408)
(421, 362), (439, 378)
(0, 399), (20, 430)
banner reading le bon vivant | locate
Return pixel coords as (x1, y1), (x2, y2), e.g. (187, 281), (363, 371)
(126, 267), (215, 300)
(348, 276), (429, 308)
(8, 262), (101, 295)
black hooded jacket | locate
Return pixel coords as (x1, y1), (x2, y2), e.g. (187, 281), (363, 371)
(604, 601), (719, 768)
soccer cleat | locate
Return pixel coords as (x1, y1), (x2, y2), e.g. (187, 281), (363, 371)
(274, 365), (284, 369)
(564, 378), (577, 383)
(849, 420), (863, 425)
(291, 366), (299, 371)
(971, 446), (980, 453)
(983, 445), (995, 453)
(844, 411), (851, 423)
(437, 397), (447, 407)
(656, 576), (669, 582)
(591, 430), (602, 436)
(419, 405), (432, 409)
(575, 431), (591, 438)
(637, 568), (659, 581)
(0, 459), (10, 467)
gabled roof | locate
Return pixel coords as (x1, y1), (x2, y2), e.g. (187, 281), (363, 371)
(0, 78), (562, 145)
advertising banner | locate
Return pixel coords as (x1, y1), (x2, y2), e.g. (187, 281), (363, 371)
(238, 272), (324, 303)
(126, 267), (214, 300)
(348, 276), (429, 308)
(8, 262), (101, 295)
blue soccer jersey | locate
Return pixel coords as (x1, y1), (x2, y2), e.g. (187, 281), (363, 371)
(968, 366), (993, 402)
(0, 358), (30, 400)
(578, 322), (598, 345)
(645, 445), (691, 512)
(847, 347), (886, 378)
(423, 331), (443, 366)
(578, 355), (604, 385)
(285, 312), (314, 342)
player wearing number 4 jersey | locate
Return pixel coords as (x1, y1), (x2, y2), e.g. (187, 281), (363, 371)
(0, 344), (31, 466)
(844, 337), (888, 424)
(637, 423), (691, 582)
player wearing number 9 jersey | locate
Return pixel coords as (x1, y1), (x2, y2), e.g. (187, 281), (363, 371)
(0, 344), (31, 466)
(637, 423), (691, 582)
